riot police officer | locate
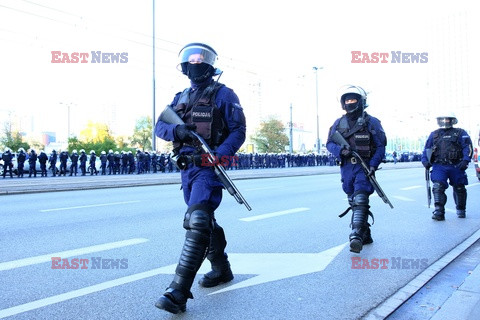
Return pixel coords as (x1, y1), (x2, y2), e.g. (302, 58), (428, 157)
(49, 150), (58, 177)
(154, 42), (246, 314)
(421, 113), (473, 220)
(59, 150), (69, 176)
(38, 150), (48, 177)
(70, 150), (79, 176)
(17, 148), (27, 178)
(2, 148), (14, 178)
(100, 151), (107, 175)
(89, 150), (98, 175)
(28, 149), (38, 177)
(107, 150), (115, 175)
(326, 85), (387, 253)
(79, 149), (87, 176)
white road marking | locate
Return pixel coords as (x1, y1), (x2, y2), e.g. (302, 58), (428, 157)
(240, 207), (310, 222)
(0, 238), (149, 271)
(466, 183), (479, 188)
(392, 196), (415, 202)
(400, 185), (422, 190)
(0, 243), (347, 318)
(40, 200), (141, 212)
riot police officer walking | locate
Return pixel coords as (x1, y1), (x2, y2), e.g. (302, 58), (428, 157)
(154, 43), (246, 314)
(421, 113), (473, 220)
(326, 85), (387, 253)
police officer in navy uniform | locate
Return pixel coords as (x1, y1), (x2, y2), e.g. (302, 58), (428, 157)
(59, 150), (69, 176)
(28, 149), (38, 177)
(154, 43), (246, 314)
(70, 150), (79, 176)
(2, 148), (14, 178)
(79, 149), (87, 176)
(38, 150), (48, 177)
(17, 148), (27, 178)
(421, 113), (473, 220)
(49, 150), (58, 177)
(326, 85), (387, 253)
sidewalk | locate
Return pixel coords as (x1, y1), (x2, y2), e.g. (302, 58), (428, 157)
(0, 161), (421, 195)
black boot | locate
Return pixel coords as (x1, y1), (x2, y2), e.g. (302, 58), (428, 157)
(199, 222), (234, 287)
(198, 254), (233, 288)
(349, 193), (370, 253)
(432, 182), (446, 221)
(453, 185), (467, 218)
(155, 205), (212, 314)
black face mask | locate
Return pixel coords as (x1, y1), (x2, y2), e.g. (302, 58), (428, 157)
(344, 102), (359, 113)
(186, 63), (213, 84)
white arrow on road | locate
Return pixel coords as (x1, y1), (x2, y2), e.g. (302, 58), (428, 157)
(154, 242), (348, 294)
(0, 242), (347, 318)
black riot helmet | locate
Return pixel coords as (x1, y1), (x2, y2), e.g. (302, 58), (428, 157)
(337, 85), (368, 113)
(177, 43), (219, 84)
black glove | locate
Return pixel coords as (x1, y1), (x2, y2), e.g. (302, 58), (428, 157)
(340, 146), (352, 157)
(368, 166), (377, 177)
(422, 161), (431, 169)
(456, 160), (469, 171)
(174, 124), (197, 142)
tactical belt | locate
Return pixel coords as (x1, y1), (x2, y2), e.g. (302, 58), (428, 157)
(433, 159), (460, 165)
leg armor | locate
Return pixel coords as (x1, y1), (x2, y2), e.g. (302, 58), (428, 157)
(453, 185), (467, 218)
(349, 192), (371, 253)
(155, 204), (213, 314)
(432, 182), (447, 221)
(198, 221), (234, 288)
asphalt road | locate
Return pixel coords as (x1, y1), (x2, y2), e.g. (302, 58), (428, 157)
(1, 165), (479, 319)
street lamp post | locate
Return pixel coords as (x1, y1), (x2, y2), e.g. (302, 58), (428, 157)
(313, 66), (323, 154)
(60, 102), (73, 142)
(151, 0), (156, 152)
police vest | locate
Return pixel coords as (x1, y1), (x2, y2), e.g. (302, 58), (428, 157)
(432, 128), (463, 164)
(173, 82), (227, 149)
(337, 115), (374, 159)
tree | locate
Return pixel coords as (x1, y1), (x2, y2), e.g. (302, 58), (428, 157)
(131, 116), (152, 151)
(0, 121), (29, 152)
(72, 122), (116, 154)
(251, 117), (289, 153)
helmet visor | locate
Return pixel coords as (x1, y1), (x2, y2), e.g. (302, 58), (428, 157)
(178, 45), (217, 69)
(437, 117), (456, 128)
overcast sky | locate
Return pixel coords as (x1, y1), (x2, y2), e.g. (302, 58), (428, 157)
(1, 0), (478, 149)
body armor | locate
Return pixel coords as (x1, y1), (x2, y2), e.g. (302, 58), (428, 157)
(173, 83), (227, 150)
(337, 115), (374, 160)
(432, 128), (462, 164)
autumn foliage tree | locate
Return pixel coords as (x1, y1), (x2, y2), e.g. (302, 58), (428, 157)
(251, 117), (289, 153)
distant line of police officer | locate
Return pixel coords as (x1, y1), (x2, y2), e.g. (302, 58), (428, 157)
(2, 148), (381, 178)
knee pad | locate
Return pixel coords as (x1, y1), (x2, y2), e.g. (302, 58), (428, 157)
(453, 184), (466, 195)
(432, 182), (445, 193)
(183, 204), (213, 234)
(353, 192), (369, 207)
